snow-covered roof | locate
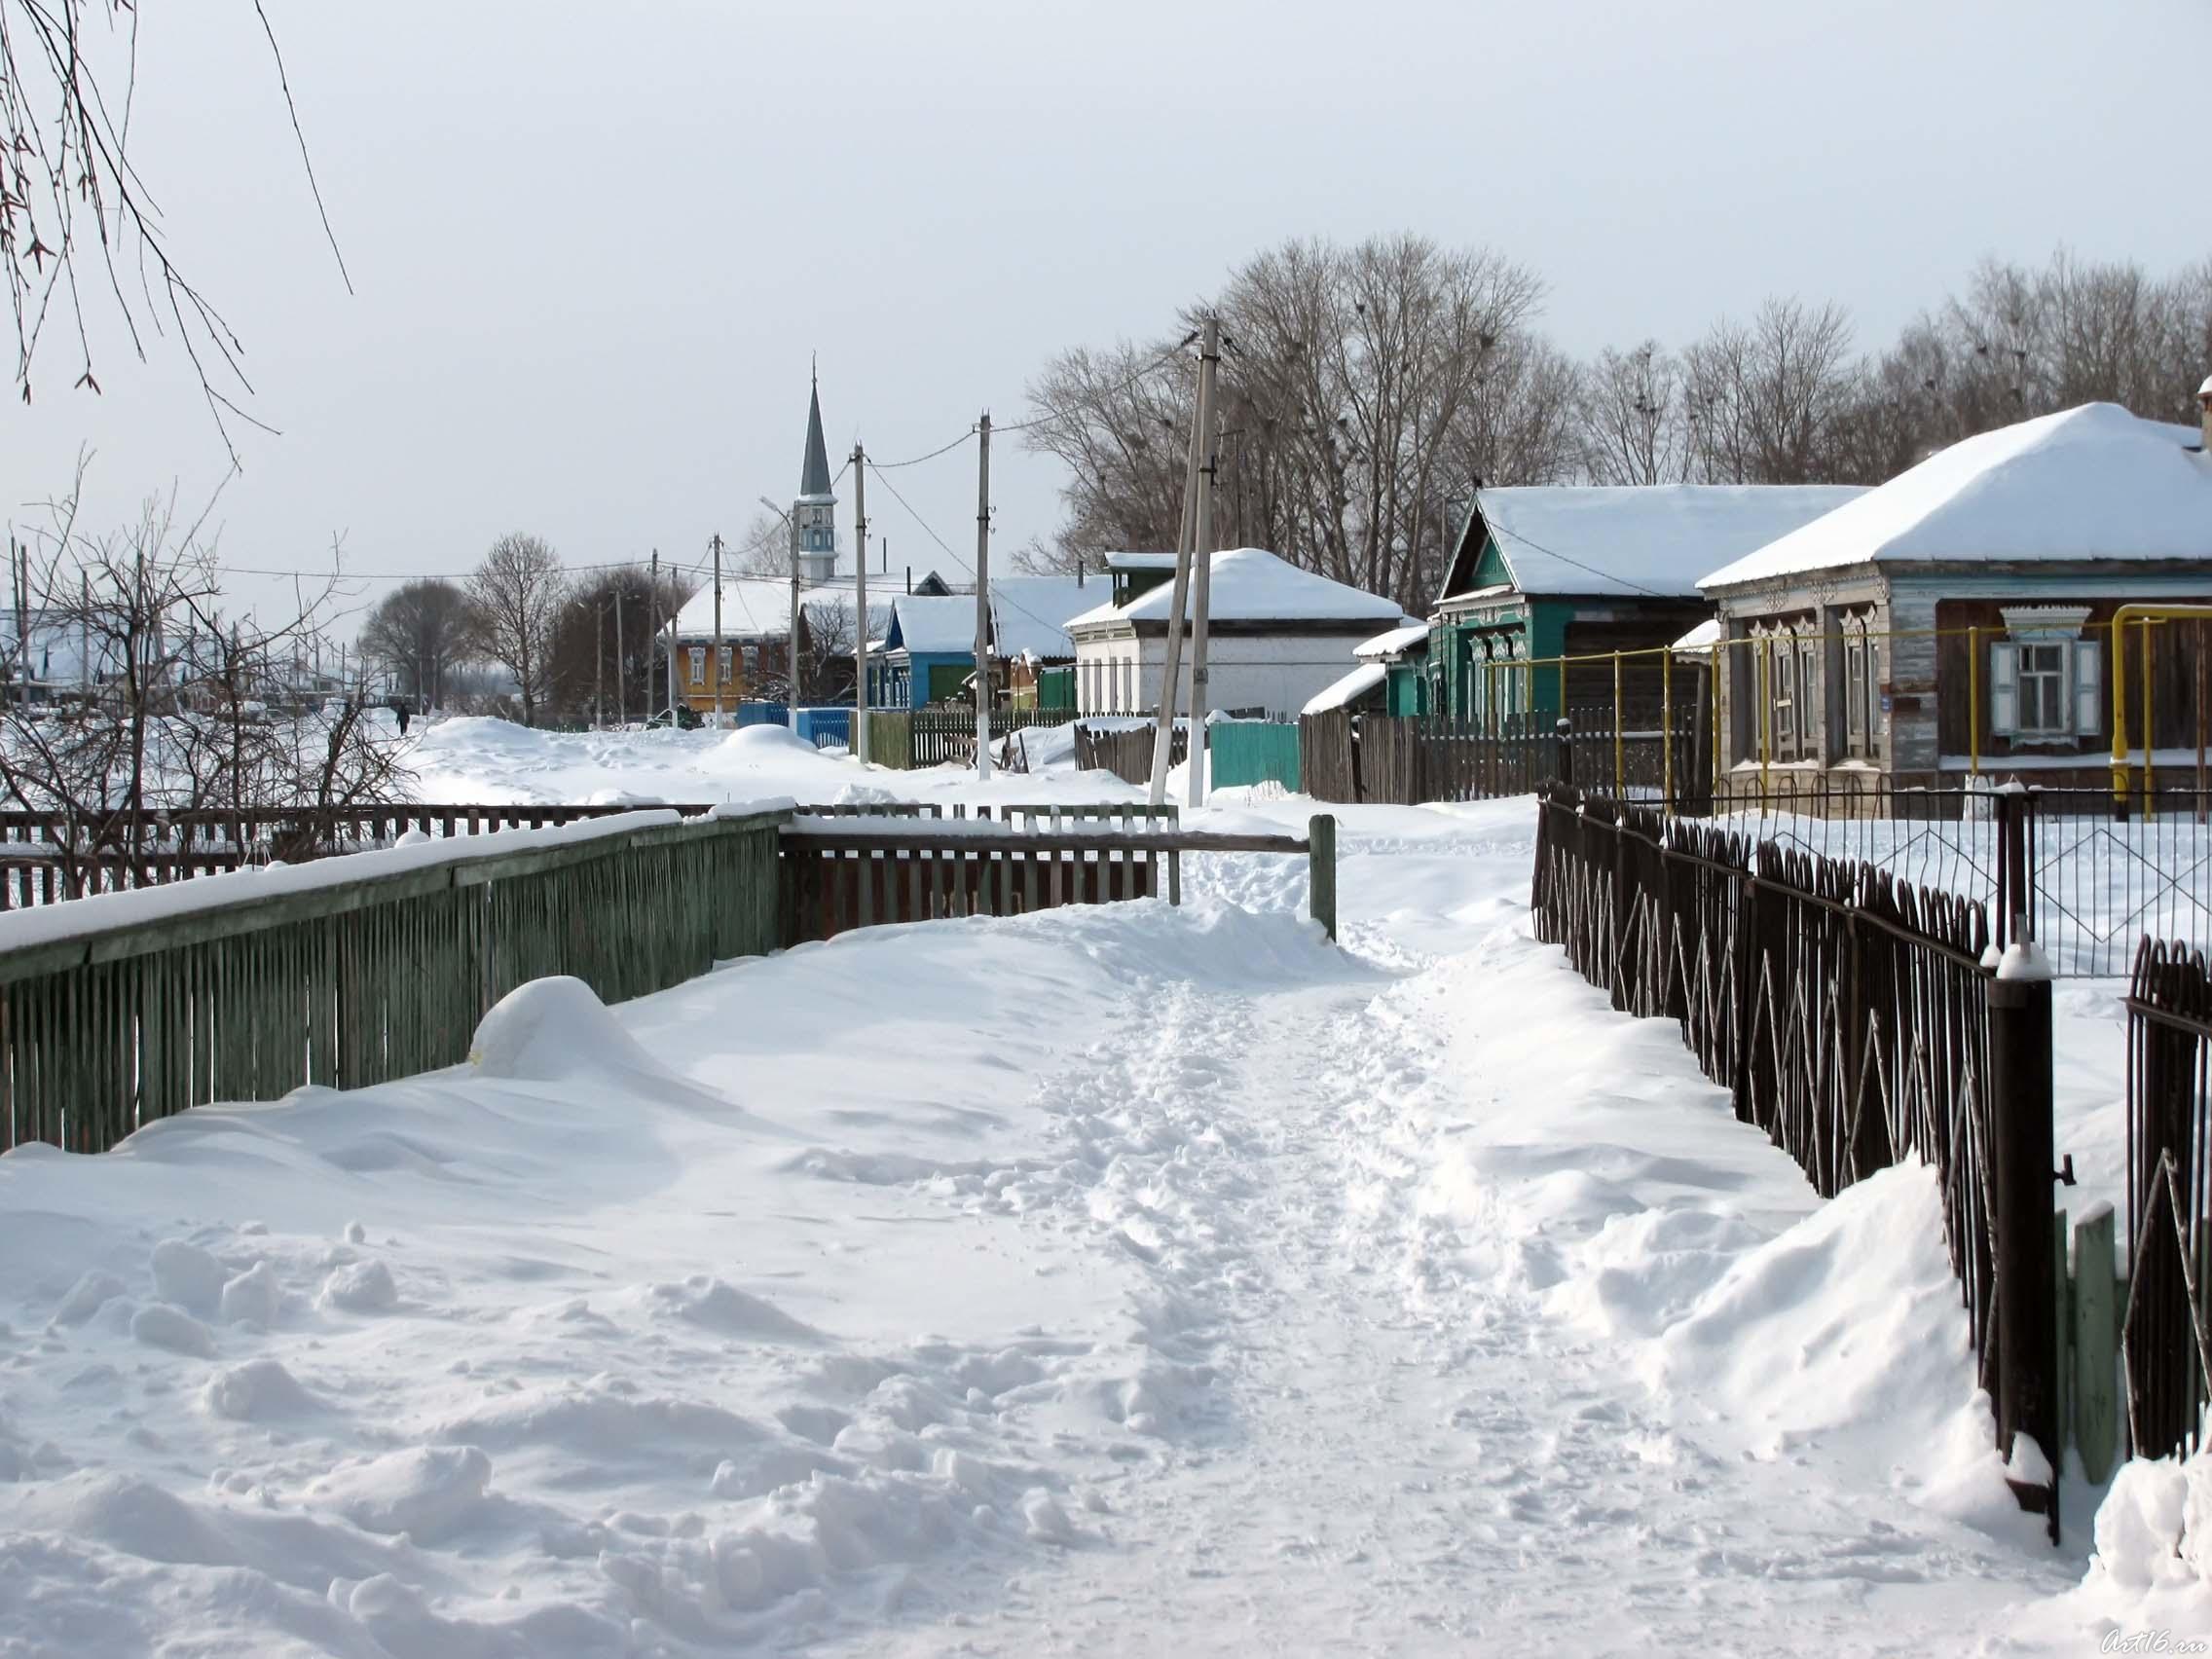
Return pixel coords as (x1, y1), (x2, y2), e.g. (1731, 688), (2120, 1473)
(1075, 548), (1406, 629)
(887, 594), (980, 656)
(1300, 661), (1387, 716)
(989, 576), (1090, 660)
(1699, 404), (2212, 589)
(1354, 620), (1432, 662)
(1671, 617), (1723, 653)
(1467, 485), (1868, 599)
(673, 578), (874, 642)
(1105, 552), (1177, 571)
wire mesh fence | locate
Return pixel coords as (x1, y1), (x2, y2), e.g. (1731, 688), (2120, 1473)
(1631, 777), (2212, 977)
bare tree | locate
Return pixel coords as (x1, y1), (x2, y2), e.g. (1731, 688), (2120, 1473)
(2, 2), (349, 453)
(0, 474), (408, 895)
(359, 579), (473, 710)
(1581, 342), (1688, 485)
(729, 511), (793, 578)
(1023, 234), (1554, 611)
(465, 534), (566, 726)
(1683, 297), (1860, 483)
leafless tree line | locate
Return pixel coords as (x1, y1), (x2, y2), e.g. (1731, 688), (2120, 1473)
(356, 537), (693, 729)
(1023, 239), (2212, 610)
(0, 473), (406, 895)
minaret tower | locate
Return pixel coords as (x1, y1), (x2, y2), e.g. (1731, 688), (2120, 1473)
(793, 361), (837, 585)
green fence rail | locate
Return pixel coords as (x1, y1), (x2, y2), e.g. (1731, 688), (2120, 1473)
(0, 810), (785, 1154)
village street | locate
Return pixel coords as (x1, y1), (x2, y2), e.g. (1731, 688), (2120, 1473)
(0, 789), (2113, 1656)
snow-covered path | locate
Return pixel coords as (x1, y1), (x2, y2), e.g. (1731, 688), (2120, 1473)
(0, 788), (2141, 1653)
(825, 872), (2076, 1656)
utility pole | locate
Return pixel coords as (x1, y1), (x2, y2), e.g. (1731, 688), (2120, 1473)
(647, 548), (660, 719)
(789, 515), (802, 729)
(613, 581), (626, 727)
(852, 443), (870, 763)
(594, 600), (606, 730)
(1147, 329), (1209, 805)
(1187, 315), (1223, 807)
(974, 412), (993, 781)
(711, 533), (725, 728)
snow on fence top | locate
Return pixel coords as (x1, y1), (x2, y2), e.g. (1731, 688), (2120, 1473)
(0, 806), (787, 958)
(1699, 402), (2212, 588)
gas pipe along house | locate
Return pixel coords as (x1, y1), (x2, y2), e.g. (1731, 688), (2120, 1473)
(1064, 548), (1414, 720)
(1696, 391), (2212, 803)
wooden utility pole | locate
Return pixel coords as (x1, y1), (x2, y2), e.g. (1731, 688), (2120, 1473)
(711, 533), (726, 727)
(647, 548), (661, 719)
(789, 517), (802, 729)
(613, 582), (626, 728)
(974, 413), (993, 781)
(1148, 328), (1208, 806)
(1187, 315), (1223, 808)
(853, 443), (870, 764)
(594, 600), (606, 730)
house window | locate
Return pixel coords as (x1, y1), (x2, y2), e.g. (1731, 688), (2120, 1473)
(687, 645), (705, 683)
(1842, 621), (1884, 757)
(1989, 607), (2098, 743)
(718, 645), (733, 683)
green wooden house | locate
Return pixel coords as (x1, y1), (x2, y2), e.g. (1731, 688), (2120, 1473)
(1429, 484), (1865, 727)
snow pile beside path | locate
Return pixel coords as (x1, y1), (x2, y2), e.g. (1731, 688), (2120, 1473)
(1384, 923), (2022, 1536)
(2063, 1452), (2212, 1638)
(1642, 1161), (2013, 1522)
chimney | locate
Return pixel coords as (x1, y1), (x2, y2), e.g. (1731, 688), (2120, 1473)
(2199, 374), (2212, 453)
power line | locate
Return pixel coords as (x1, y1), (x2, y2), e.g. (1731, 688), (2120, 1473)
(861, 334), (1198, 472)
(861, 459), (1091, 645)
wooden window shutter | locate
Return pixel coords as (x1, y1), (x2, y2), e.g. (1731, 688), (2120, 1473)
(1989, 640), (2018, 735)
(2073, 638), (2102, 736)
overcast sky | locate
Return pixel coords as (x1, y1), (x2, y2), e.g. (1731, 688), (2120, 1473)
(5, 0), (2208, 636)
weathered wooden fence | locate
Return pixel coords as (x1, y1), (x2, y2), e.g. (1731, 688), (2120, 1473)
(0, 810), (783, 1155)
(2122, 938), (2212, 1469)
(781, 809), (1333, 945)
(1, 799), (1339, 1158)
(871, 708), (1082, 770)
(1073, 721), (1187, 787)
(1298, 712), (1556, 806)
(0, 802), (715, 910)
(1530, 784), (2069, 1538)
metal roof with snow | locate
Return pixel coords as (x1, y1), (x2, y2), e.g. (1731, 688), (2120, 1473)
(1301, 661), (1387, 715)
(1698, 403), (2212, 589)
(1354, 620), (1432, 662)
(1070, 548), (1407, 630)
(1443, 484), (1867, 603)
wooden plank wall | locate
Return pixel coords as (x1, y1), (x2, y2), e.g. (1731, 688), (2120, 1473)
(0, 813), (784, 1155)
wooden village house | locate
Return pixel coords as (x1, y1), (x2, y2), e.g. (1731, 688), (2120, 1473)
(1697, 395), (2212, 800)
(1429, 484), (1866, 730)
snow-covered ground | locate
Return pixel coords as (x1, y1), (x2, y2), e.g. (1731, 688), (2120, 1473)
(0, 722), (2203, 1655)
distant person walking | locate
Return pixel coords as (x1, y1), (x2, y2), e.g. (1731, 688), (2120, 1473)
(394, 702), (412, 736)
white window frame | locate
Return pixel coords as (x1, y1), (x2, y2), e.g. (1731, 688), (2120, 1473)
(687, 645), (706, 684)
(1990, 607), (2099, 743)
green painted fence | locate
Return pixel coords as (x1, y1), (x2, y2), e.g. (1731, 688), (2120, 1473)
(0, 810), (786, 1155)
(1211, 720), (1302, 792)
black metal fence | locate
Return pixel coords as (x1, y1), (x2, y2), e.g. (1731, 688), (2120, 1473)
(1532, 784), (2064, 1534)
(1602, 774), (2212, 979)
(2123, 938), (2212, 1465)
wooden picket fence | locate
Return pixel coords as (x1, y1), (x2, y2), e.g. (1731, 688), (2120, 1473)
(0, 811), (782, 1154)
(0, 802), (715, 910)
(1073, 721), (1188, 787)
(0, 798), (1339, 1157)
